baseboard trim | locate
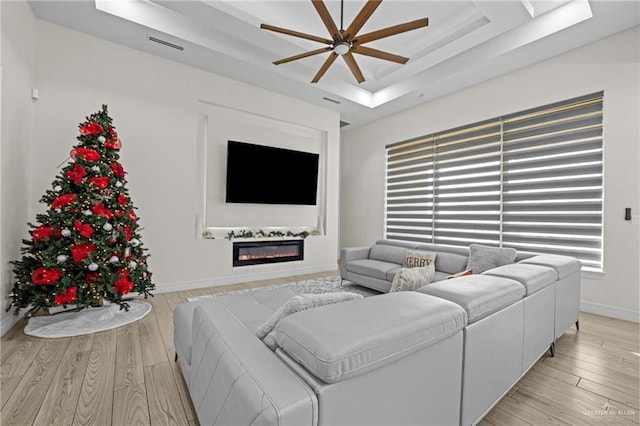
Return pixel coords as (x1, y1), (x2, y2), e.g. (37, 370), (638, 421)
(1, 313), (21, 337)
(152, 264), (339, 294)
(581, 300), (640, 323)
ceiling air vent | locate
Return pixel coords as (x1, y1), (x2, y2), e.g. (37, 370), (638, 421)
(340, 120), (350, 128)
(323, 97), (341, 105)
(148, 36), (184, 51)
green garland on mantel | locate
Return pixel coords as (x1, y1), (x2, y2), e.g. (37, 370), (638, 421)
(201, 229), (319, 240)
(225, 229), (315, 240)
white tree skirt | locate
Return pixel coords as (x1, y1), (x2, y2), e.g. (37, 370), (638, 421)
(24, 300), (152, 338)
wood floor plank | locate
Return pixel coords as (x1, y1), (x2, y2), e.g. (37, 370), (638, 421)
(149, 293), (176, 360)
(144, 362), (189, 425)
(33, 350), (91, 425)
(493, 396), (571, 426)
(483, 406), (532, 426)
(114, 322), (145, 390)
(170, 360), (198, 421)
(578, 378), (640, 410)
(1, 334), (44, 379)
(73, 330), (117, 426)
(531, 362), (580, 386)
(1, 338), (69, 426)
(0, 375), (23, 411)
(112, 383), (150, 426)
(138, 306), (169, 367)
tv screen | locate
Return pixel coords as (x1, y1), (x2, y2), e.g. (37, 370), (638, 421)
(225, 141), (320, 205)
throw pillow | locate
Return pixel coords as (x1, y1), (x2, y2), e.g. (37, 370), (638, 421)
(465, 244), (517, 274)
(403, 250), (437, 268)
(255, 292), (363, 350)
(390, 266), (435, 292)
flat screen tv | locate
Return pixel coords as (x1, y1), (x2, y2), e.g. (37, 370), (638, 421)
(225, 141), (320, 205)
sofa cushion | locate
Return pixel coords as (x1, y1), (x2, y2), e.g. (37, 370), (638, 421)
(347, 259), (400, 280)
(519, 255), (581, 280)
(465, 244), (517, 274)
(435, 252), (469, 275)
(483, 263), (556, 295)
(369, 244), (407, 265)
(390, 266), (435, 292)
(403, 250), (437, 268)
(274, 292), (466, 384)
(255, 292), (363, 350)
(416, 275), (525, 323)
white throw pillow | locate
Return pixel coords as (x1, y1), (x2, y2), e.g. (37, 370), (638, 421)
(390, 266), (435, 292)
(256, 292), (363, 350)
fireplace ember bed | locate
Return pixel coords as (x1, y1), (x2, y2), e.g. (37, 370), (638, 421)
(232, 239), (304, 267)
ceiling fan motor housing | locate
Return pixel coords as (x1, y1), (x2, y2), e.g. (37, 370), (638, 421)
(333, 41), (351, 55)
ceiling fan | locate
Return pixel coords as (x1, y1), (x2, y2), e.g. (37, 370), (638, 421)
(260, 0), (429, 84)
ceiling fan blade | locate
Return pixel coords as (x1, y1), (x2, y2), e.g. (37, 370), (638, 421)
(351, 45), (408, 64)
(342, 52), (365, 84)
(260, 23), (332, 45)
(273, 47), (332, 65)
(311, 52), (339, 83)
(354, 18), (429, 44)
(342, 0), (382, 40)
(311, 0), (343, 41)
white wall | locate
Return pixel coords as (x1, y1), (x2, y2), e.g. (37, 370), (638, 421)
(26, 20), (340, 294)
(341, 27), (640, 320)
(1, 0), (36, 328)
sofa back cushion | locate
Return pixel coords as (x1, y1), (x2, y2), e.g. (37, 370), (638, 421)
(466, 244), (517, 274)
(369, 244), (407, 265)
(434, 252), (469, 275)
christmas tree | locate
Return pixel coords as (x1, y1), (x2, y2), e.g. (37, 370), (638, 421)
(8, 105), (154, 317)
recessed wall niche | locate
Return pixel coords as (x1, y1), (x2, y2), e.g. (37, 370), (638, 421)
(196, 102), (328, 239)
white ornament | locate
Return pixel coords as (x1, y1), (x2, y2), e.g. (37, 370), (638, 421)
(97, 135), (106, 143)
(124, 247), (131, 257)
(115, 181), (123, 188)
(130, 238), (140, 247)
(109, 256), (119, 264)
(83, 210), (93, 216)
(128, 261), (137, 269)
(91, 165), (101, 172)
(53, 185), (62, 192)
(56, 254), (68, 263)
(103, 223), (113, 231)
(61, 228), (71, 237)
(88, 262), (99, 271)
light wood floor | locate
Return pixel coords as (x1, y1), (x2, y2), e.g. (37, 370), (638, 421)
(1, 270), (638, 426)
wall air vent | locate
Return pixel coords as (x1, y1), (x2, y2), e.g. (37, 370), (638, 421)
(340, 120), (350, 128)
(323, 97), (341, 104)
(148, 36), (184, 51)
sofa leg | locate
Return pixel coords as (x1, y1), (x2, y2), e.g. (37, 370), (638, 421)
(549, 342), (555, 357)
(340, 278), (344, 286)
(575, 320), (580, 331)
(174, 352), (178, 362)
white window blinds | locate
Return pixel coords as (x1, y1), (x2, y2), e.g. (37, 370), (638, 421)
(385, 92), (604, 271)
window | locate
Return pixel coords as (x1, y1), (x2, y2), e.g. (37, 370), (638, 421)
(385, 92), (604, 271)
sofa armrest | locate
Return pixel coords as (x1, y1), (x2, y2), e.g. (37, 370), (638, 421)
(339, 246), (371, 278)
(189, 303), (318, 426)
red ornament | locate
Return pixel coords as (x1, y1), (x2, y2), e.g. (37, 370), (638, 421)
(114, 269), (134, 295)
(127, 211), (138, 222)
(32, 267), (63, 285)
(85, 272), (100, 285)
(105, 138), (122, 150)
(66, 164), (87, 185)
(92, 202), (114, 219)
(79, 122), (104, 136)
(52, 193), (77, 210)
(74, 220), (95, 238)
(123, 226), (132, 241)
(117, 193), (128, 206)
(32, 226), (55, 241)
(71, 243), (96, 263)
(88, 176), (110, 189)
(72, 147), (101, 162)
(110, 163), (126, 178)
(54, 286), (78, 305)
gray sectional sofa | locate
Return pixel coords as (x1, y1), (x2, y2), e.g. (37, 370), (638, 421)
(173, 239), (582, 426)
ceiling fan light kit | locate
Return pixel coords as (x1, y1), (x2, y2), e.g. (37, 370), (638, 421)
(261, 0), (429, 84)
